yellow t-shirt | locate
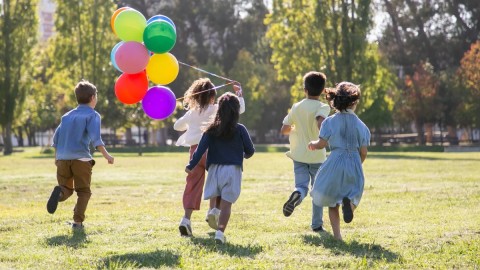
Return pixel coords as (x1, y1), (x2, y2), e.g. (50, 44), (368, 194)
(283, 99), (331, 163)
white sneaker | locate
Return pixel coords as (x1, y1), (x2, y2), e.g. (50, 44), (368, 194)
(206, 208), (220, 230)
(215, 230), (226, 244)
(178, 217), (192, 237)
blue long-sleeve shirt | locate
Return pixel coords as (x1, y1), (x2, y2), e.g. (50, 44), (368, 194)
(52, 105), (105, 160)
(186, 123), (255, 171)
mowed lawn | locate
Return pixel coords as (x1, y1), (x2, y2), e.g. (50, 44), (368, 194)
(0, 147), (479, 269)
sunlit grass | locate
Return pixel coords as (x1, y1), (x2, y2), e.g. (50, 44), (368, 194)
(0, 147), (479, 269)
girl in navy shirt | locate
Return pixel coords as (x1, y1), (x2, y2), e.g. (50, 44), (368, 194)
(186, 92), (255, 244)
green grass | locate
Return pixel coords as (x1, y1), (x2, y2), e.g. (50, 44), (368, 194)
(0, 147), (479, 269)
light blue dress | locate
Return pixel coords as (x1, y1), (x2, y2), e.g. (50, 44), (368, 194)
(311, 110), (371, 207)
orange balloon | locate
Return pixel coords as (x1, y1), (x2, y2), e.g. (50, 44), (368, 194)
(114, 71), (149, 104)
(111, 7), (131, 35)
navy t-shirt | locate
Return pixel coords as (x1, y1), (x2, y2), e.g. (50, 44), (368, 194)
(186, 123), (255, 171)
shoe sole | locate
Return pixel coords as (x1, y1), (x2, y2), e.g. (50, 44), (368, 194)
(47, 186), (62, 214)
(283, 191), (301, 217)
(207, 214), (218, 230)
(342, 197), (354, 223)
(179, 225), (192, 237)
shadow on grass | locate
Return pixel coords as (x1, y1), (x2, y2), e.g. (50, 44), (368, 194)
(189, 233), (263, 258)
(302, 233), (400, 262)
(99, 249), (179, 269)
(45, 230), (89, 249)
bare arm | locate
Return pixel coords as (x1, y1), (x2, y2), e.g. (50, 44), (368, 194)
(96, 145), (114, 164)
(308, 138), (328, 150)
(359, 146), (368, 163)
(316, 116), (325, 130)
(280, 124), (292, 135)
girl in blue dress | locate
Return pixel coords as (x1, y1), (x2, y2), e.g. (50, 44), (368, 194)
(308, 82), (370, 241)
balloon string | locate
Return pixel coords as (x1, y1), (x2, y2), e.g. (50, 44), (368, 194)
(178, 61), (234, 82)
(175, 81), (235, 101)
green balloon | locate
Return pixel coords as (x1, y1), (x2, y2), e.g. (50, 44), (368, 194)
(143, 21), (177, 54)
(114, 9), (147, 42)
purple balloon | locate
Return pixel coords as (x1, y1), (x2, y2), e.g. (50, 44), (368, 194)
(142, 86), (176, 120)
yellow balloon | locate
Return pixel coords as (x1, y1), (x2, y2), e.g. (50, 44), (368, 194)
(146, 53), (179, 85)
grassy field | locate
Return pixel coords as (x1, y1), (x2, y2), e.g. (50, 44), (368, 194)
(0, 147), (479, 269)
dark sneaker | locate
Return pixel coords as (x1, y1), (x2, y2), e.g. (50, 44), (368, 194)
(312, 226), (325, 232)
(283, 191), (301, 217)
(72, 223), (84, 230)
(342, 197), (354, 223)
(47, 186), (62, 214)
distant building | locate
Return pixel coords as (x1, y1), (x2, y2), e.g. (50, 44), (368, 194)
(38, 0), (55, 42)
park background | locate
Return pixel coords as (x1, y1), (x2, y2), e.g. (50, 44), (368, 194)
(0, 1), (480, 269)
(1, 0), (480, 154)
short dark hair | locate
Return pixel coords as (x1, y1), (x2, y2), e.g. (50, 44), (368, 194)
(303, 71), (326, 96)
(74, 80), (97, 104)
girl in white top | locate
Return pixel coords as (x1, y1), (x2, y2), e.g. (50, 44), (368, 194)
(174, 78), (245, 237)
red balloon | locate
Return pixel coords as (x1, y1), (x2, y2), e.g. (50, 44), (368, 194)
(114, 71), (148, 104)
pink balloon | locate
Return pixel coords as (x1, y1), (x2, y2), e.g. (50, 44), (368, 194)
(115, 41), (150, 74)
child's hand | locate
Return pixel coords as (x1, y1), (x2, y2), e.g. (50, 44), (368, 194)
(308, 141), (316, 150)
(185, 167), (191, 174)
(232, 81), (242, 97)
(106, 154), (114, 164)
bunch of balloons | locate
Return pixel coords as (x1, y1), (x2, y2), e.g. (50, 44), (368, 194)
(110, 7), (178, 120)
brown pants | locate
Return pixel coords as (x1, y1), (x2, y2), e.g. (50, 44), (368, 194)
(56, 160), (94, 223)
(183, 145), (207, 210)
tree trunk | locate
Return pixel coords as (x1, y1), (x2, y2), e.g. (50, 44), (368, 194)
(3, 122), (13, 155)
(446, 125), (459, 145)
(425, 123), (433, 144)
(415, 119), (426, 145)
(16, 126), (24, 147)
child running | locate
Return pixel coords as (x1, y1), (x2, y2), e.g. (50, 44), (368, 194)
(281, 71), (330, 232)
(174, 78), (245, 237)
(308, 82), (370, 241)
(46, 80), (114, 230)
(185, 92), (255, 244)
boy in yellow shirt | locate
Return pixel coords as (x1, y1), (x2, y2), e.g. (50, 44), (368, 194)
(280, 71), (330, 232)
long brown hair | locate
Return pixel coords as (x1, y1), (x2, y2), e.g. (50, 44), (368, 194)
(183, 78), (216, 112)
(206, 92), (240, 138)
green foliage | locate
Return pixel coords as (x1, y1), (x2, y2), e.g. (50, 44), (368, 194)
(0, 0), (38, 154)
(265, 0), (395, 128)
(49, 0), (123, 127)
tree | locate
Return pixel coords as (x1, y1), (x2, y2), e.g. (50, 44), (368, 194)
(379, 0), (480, 143)
(265, 0), (395, 131)
(48, 0), (127, 132)
(457, 41), (480, 129)
(401, 62), (438, 145)
(0, 0), (37, 155)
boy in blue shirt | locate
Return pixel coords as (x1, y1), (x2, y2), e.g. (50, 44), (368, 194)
(280, 71), (330, 232)
(47, 80), (114, 229)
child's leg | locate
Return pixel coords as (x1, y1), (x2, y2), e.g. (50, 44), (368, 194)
(217, 199), (232, 232)
(71, 160), (93, 224)
(329, 206), (342, 240)
(210, 196), (221, 209)
(183, 146), (207, 219)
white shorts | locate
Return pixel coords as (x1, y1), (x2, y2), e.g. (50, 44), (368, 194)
(204, 164), (242, 203)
